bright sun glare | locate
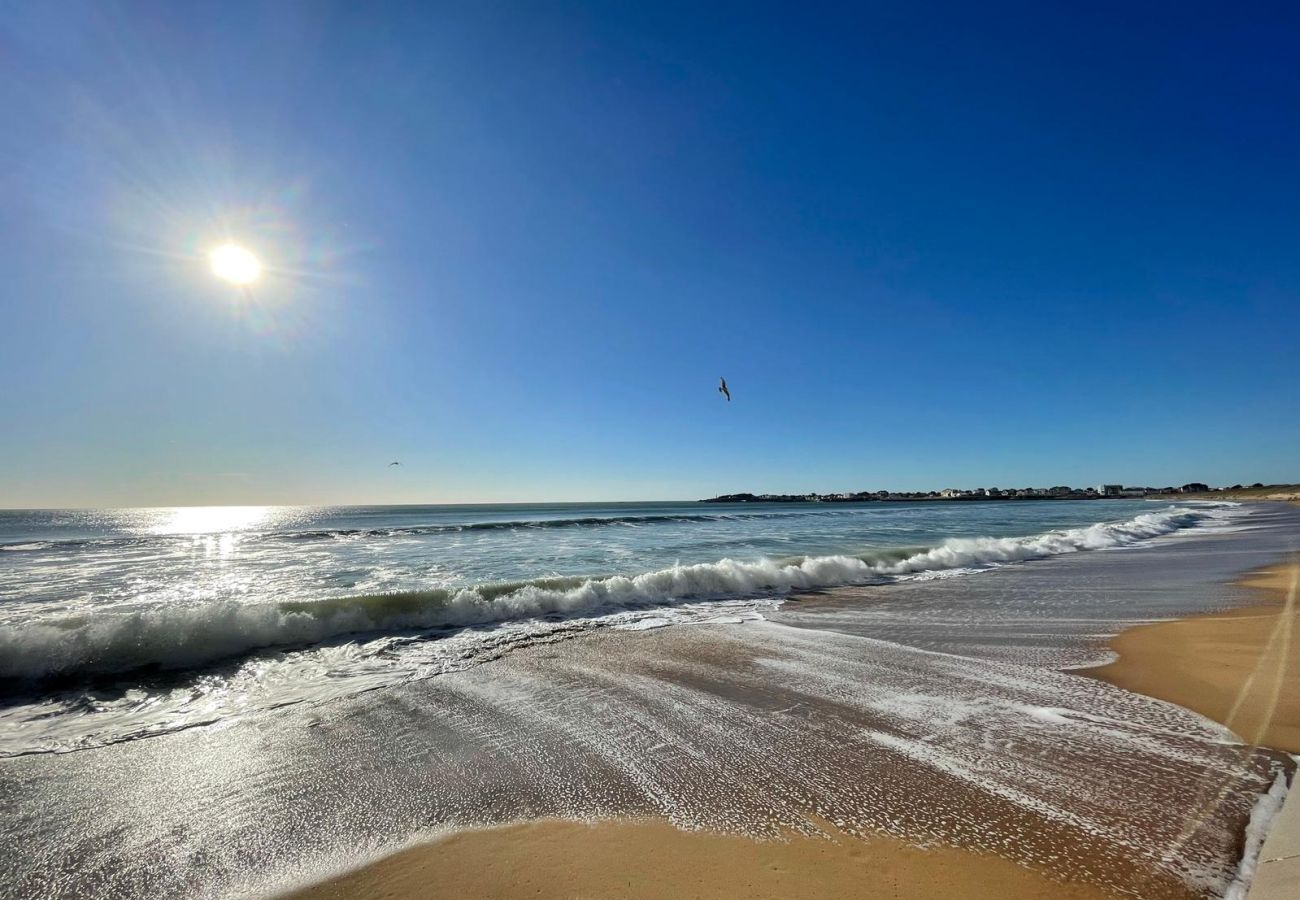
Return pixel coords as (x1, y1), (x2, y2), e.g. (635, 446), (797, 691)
(209, 243), (263, 285)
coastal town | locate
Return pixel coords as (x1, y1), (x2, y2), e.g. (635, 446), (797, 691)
(700, 482), (1254, 503)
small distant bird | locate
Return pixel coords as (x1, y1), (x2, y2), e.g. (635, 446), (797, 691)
(718, 377), (731, 402)
(389, 461), (401, 467)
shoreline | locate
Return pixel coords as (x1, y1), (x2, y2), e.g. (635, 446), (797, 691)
(285, 818), (1124, 900)
(286, 555), (1300, 900)
(1085, 557), (1300, 899)
(702, 483), (1300, 504)
(1086, 561), (1300, 754)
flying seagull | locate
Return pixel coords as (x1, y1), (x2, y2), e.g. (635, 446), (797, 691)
(718, 377), (731, 402)
(389, 461), (401, 467)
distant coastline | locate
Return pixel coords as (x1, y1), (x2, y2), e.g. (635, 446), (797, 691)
(701, 482), (1298, 504)
(1145, 484), (1300, 503)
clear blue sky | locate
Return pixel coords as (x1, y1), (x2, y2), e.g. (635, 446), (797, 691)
(2, 1), (1297, 507)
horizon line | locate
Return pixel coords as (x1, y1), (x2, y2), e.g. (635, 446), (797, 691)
(5, 480), (1283, 512)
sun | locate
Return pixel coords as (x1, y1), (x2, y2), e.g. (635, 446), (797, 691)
(209, 243), (263, 285)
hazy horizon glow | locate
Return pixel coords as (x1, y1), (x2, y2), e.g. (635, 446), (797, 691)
(1, 2), (1297, 509)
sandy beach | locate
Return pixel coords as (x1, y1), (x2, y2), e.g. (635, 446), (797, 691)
(287, 519), (1300, 900)
(1089, 561), (1300, 753)
(1148, 486), (1300, 504)
(290, 818), (1118, 900)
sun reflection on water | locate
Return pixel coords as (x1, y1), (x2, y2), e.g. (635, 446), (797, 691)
(150, 506), (273, 536)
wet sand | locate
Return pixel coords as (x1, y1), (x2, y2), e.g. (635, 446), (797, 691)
(1088, 562), (1300, 753)
(289, 818), (1120, 900)
(288, 565), (1300, 900)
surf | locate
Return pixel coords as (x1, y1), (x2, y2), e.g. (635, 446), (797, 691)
(0, 504), (1223, 684)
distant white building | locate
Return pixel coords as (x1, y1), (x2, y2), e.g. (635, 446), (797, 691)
(1098, 484), (1123, 497)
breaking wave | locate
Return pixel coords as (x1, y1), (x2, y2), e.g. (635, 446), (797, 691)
(0, 506), (1217, 683)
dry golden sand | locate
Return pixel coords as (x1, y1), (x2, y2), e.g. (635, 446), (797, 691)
(287, 818), (1120, 900)
(1088, 561), (1300, 753)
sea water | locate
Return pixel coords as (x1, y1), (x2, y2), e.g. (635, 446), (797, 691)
(0, 499), (1235, 754)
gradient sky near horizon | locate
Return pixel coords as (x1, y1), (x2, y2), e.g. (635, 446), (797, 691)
(1, 1), (1298, 508)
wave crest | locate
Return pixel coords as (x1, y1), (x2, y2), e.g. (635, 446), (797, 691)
(0, 506), (1217, 683)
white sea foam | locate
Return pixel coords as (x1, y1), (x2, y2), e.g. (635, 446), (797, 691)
(1026, 706), (1077, 725)
(1224, 767), (1290, 900)
(0, 505), (1226, 682)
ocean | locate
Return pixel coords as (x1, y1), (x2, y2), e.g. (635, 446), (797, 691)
(1, 499), (1297, 899)
(0, 499), (1236, 756)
